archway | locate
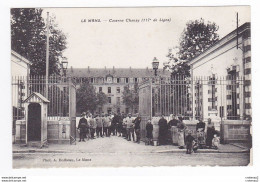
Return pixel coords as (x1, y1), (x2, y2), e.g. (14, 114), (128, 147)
(28, 103), (41, 141)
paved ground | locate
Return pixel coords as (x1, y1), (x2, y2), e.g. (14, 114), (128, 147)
(12, 136), (251, 168)
(13, 152), (250, 168)
(13, 135), (248, 154)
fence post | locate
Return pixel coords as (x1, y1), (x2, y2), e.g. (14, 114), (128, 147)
(69, 77), (76, 145)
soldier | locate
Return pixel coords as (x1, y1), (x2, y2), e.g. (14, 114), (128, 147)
(107, 114), (112, 137)
(126, 113), (134, 141)
(96, 114), (103, 138)
(103, 114), (109, 137)
(134, 113), (141, 143)
(117, 113), (123, 137)
(122, 114), (127, 138)
(89, 113), (96, 139)
(77, 112), (88, 142)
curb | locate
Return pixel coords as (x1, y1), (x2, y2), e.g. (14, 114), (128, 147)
(155, 149), (250, 154)
(229, 143), (251, 150)
(13, 149), (250, 154)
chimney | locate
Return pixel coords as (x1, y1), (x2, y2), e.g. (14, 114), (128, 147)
(113, 66), (115, 73)
(88, 66), (90, 73)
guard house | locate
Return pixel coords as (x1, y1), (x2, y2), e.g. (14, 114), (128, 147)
(22, 92), (50, 146)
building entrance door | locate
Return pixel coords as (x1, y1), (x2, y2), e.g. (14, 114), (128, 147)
(28, 103), (41, 141)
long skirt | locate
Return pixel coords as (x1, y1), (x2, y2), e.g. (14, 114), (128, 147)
(178, 131), (185, 147)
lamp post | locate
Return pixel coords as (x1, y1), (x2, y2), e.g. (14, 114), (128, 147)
(152, 57), (160, 117)
(152, 57), (159, 76)
(61, 59), (68, 78)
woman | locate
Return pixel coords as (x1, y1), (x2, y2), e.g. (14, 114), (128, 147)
(206, 118), (215, 148)
(177, 117), (187, 149)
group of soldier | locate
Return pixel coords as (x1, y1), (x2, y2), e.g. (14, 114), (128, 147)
(78, 111), (220, 154)
(77, 112), (142, 143)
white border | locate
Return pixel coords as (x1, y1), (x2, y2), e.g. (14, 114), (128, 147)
(1, 0), (259, 181)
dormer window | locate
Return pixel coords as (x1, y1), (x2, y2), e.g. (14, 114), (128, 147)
(107, 76), (113, 83)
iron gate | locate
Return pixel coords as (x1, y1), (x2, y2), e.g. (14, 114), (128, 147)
(139, 75), (249, 140)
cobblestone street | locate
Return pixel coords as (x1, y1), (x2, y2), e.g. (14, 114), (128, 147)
(13, 136), (250, 168)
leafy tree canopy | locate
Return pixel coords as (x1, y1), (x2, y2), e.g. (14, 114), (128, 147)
(11, 8), (67, 76)
(164, 18), (219, 77)
(122, 83), (139, 112)
(76, 81), (108, 114)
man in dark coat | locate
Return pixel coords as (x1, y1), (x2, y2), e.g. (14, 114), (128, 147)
(78, 112), (88, 142)
(117, 113), (123, 137)
(134, 113), (141, 143)
(146, 120), (153, 145)
(158, 114), (168, 145)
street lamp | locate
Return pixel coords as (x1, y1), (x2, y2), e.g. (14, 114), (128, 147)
(152, 57), (159, 76)
(61, 59), (68, 77)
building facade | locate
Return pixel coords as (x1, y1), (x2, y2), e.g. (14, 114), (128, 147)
(11, 50), (32, 111)
(69, 67), (171, 115)
(189, 22), (251, 121)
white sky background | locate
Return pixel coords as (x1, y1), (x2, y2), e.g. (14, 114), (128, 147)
(42, 7), (250, 69)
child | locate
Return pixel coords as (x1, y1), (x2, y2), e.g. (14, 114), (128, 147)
(212, 134), (220, 149)
(146, 120), (153, 145)
(185, 130), (195, 154)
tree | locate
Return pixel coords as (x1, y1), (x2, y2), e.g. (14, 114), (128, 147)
(164, 18), (219, 77)
(76, 81), (108, 114)
(122, 83), (139, 113)
(96, 92), (108, 109)
(11, 8), (67, 76)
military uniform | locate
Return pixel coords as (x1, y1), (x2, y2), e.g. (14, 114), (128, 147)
(134, 116), (141, 143)
(78, 116), (88, 142)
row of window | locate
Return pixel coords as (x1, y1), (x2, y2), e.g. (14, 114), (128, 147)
(99, 87), (121, 94)
(107, 96), (121, 104)
(90, 77), (143, 84)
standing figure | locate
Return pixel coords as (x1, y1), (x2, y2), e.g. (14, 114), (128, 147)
(126, 113), (134, 141)
(103, 114), (109, 137)
(206, 118), (215, 148)
(158, 114), (168, 145)
(111, 114), (118, 136)
(134, 113), (141, 143)
(117, 113), (123, 137)
(107, 114), (112, 137)
(122, 114), (127, 138)
(96, 114), (103, 138)
(89, 114), (96, 139)
(196, 118), (206, 148)
(185, 130), (195, 154)
(146, 120), (153, 145)
(77, 112), (88, 142)
(177, 117), (187, 149)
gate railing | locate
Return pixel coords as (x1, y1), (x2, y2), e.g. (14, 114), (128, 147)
(139, 75), (250, 121)
(12, 76), (76, 133)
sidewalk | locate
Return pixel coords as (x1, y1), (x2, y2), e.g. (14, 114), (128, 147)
(12, 136), (250, 154)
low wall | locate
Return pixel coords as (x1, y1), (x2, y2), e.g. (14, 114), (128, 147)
(15, 119), (71, 144)
(141, 117), (250, 144)
(221, 120), (251, 144)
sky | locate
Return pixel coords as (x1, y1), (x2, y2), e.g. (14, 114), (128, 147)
(42, 6), (250, 69)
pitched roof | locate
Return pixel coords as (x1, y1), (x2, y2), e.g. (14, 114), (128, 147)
(189, 22), (250, 66)
(11, 50), (32, 65)
(68, 67), (171, 78)
(23, 92), (50, 103)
